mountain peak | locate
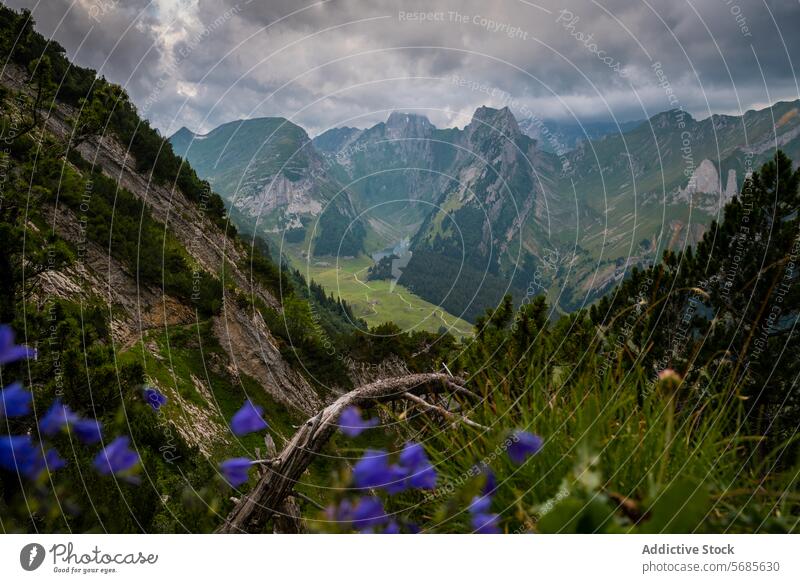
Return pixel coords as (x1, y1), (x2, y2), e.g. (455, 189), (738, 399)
(383, 111), (435, 139)
(469, 106), (520, 136)
(170, 126), (195, 140)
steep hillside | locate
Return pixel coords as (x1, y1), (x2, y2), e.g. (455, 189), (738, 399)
(171, 118), (364, 257)
(550, 100), (800, 309)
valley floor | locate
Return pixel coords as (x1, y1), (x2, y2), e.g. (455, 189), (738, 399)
(290, 252), (473, 337)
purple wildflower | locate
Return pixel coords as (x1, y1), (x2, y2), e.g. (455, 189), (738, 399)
(338, 406), (379, 437)
(382, 520), (401, 534)
(0, 435), (38, 473)
(399, 442), (436, 489)
(328, 499), (354, 523)
(468, 494), (492, 515)
(230, 400), (268, 436)
(93, 436), (139, 476)
(468, 467), (501, 533)
(24, 447), (67, 480)
(481, 465), (497, 496)
(352, 449), (405, 491)
(72, 418), (103, 444)
(383, 464), (411, 495)
(0, 325), (36, 365)
(507, 431), (543, 465)
(38, 399), (78, 437)
(143, 387), (168, 411)
(471, 512), (501, 534)
(0, 382), (32, 418)
(220, 457), (252, 487)
(351, 496), (388, 530)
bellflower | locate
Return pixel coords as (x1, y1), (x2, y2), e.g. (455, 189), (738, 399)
(38, 399), (78, 437)
(0, 435), (38, 472)
(230, 400), (268, 436)
(382, 520), (401, 534)
(72, 418), (103, 444)
(467, 466), (501, 533)
(93, 436), (139, 476)
(481, 465), (497, 497)
(143, 387), (168, 411)
(0, 325), (36, 365)
(352, 449), (404, 491)
(338, 406), (379, 437)
(468, 494), (492, 515)
(24, 447), (66, 480)
(471, 512), (501, 534)
(507, 431), (543, 465)
(351, 496), (388, 530)
(383, 464), (411, 495)
(0, 382), (32, 418)
(219, 457), (252, 487)
(399, 442), (437, 489)
(328, 499), (353, 523)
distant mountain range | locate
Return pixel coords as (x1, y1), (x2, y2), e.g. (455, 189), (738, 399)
(170, 100), (800, 320)
(517, 117), (645, 154)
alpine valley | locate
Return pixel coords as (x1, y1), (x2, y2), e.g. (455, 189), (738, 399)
(170, 100), (800, 324)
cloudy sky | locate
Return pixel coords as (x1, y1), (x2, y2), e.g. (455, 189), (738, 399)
(7, 0), (799, 136)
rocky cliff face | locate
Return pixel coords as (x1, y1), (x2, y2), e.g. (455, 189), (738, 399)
(170, 117), (363, 255)
(407, 106), (554, 270)
(3, 64), (322, 419)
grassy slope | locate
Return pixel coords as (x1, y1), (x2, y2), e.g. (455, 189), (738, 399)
(290, 251), (473, 337)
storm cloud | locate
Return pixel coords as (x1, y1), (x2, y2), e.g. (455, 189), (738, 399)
(6, 0), (799, 135)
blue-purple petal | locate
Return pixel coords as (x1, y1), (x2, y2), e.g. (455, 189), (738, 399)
(507, 431), (543, 465)
(93, 436), (139, 475)
(338, 406), (379, 437)
(144, 387), (168, 411)
(471, 512), (501, 534)
(38, 399), (78, 437)
(0, 325), (36, 365)
(351, 496), (388, 530)
(0, 435), (37, 473)
(220, 457), (252, 487)
(72, 418), (103, 444)
(230, 400), (269, 436)
(0, 382), (32, 418)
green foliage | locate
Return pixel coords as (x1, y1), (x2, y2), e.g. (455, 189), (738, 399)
(0, 299), (226, 533)
(366, 254), (397, 281)
(396, 296), (799, 533)
(590, 151), (800, 441)
(313, 206), (365, 257)
(399, 249), (516, 323)
(0, 4), (231, 232)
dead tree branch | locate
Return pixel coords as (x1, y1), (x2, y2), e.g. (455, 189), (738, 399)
(217, 373), (472, 533)
(401, 391), (489, 431)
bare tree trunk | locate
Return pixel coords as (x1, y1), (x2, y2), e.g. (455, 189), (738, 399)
(217, 373), (471, 533)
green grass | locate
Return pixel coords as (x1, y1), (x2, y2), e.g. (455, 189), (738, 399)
(307, 350), (799, 533)
(291, 252), (473, 337)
